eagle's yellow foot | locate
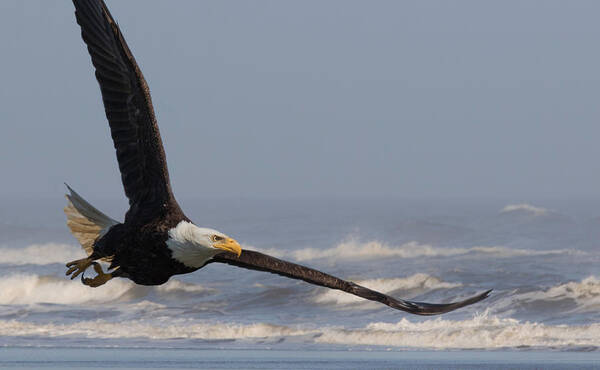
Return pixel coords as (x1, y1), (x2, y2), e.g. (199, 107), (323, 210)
(82, 262), (113, 287)
(65, 257), (93, 280)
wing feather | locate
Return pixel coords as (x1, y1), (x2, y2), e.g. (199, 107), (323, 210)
(210, 250), (491, 316)
(72, 0), (182, 221)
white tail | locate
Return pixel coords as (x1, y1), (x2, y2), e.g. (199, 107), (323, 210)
(63, 184), (118, 257)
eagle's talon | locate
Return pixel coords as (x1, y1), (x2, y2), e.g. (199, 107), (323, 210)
(65, 257), (93, 280)
(81, 262), (113, 287)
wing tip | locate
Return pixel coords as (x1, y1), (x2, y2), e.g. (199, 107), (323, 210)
(481, 289), (493, 299)
(64, 182), (76, 197)
(406, 288), (493, 316)
(464, 288), (493, 306)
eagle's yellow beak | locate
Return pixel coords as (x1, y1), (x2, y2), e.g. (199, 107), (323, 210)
(214, 238), (242, 257)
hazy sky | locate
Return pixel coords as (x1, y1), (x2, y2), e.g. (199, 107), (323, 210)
(1, 1), (599, 200)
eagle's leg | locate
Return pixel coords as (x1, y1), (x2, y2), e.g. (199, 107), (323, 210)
(81, 262), (114, 287)
(65, 257), (94, 280)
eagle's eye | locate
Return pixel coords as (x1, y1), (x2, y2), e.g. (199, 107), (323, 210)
(211, 235), (224, 242)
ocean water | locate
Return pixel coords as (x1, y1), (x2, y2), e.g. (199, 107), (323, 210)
(0, 195), (599, 367)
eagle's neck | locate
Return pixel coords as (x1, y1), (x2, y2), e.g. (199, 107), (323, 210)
(165, 221), (220, 268)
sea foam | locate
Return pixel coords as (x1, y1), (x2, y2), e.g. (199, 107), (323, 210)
(0, 243), (83, 265)
(258, 240), (579, 262)
(0, 319), (310, 341)
(0, 241), (580, 267)
(545, 276), (600, 306)
(500, 203), (551, 216)
(0, 311), (597, 350)
(316, 310), (600, 349)
(492, 276), (600, 314)
(0, 274), (213, 305)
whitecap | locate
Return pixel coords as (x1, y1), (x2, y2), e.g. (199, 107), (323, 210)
(500, 203), (551, 216)
(0, 312), (597, 349)
(0, 243), (83, 265)
(317, 310), (600, 349)
(0, 274), (143, 305)
(492, 276), (600, 314)
(257, 240), (580, 262)
(155, 279), (216, 295)
(0, 274), (213, 305)
(0, 319), (311, 340)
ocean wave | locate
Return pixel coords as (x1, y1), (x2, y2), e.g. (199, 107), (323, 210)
(0, 274), (139, 305)
(0, 241), (580, 267)
(0, 274), (213, 305)
(492, 276), (600, 314)
(258, 240), (580, 262)
(155, 279), (215, 295)
(545, 276), (600, 305)
(0, 243), (84, 265)
(500, 203), (551, 216)
(313, 273), (461, 306)
(0, 319), (310, 340)
(316, 310), (600, 349)
(0, 311), (597, 349)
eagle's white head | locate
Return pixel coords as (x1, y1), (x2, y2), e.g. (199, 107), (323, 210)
(166, 221), (242, 268)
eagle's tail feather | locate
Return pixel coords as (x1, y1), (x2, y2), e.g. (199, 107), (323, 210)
(63, 183), (118, 258)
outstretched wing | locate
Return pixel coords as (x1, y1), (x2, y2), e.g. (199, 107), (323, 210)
(72, 0), (181, 219)
(210, 250), (491, 316)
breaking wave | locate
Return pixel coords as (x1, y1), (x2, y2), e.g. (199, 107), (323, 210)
(0, 319), (310, 341)
(0, 274), (213, 305)
(0, 241), (581, 267)
(317, 311), (600, 349)
(0, 243), (83, 265)
(0, 311), (597, 350)
(314, 273), (461, 306)
(258, 240), (580, 262)
(545, 276), (600, 307)
(492, 276), (600, 314)
(500, 203), (551, 216)
(155, 279), (215, 295)
(0, 274), (139, 305)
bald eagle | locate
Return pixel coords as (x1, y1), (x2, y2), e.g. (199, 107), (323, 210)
(64, 0), (491, 315)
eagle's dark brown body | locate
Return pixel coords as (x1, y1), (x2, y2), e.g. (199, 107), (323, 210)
(67, 0), (491, 315)
(93, 221), (195, 286)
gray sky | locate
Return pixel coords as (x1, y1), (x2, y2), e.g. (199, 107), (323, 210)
(1, 0), (599, 200)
